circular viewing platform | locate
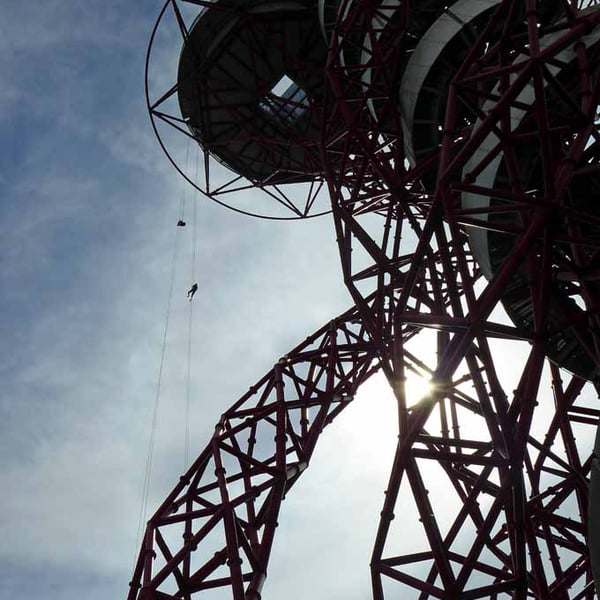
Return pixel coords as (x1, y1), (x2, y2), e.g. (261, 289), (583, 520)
(177, 0), (328, 185)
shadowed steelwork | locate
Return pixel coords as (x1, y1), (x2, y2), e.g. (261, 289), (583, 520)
(132, 1), (600, 598)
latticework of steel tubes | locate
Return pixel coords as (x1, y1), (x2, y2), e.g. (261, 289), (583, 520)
(131, 0), (600, 598)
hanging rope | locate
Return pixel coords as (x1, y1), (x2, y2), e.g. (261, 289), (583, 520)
(178, 141), (191, 225)
(184, 149), (200, 468)
(132, 221), (181, 574)
(132, 139), (198, 573)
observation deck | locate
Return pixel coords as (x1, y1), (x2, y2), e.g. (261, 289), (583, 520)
(177, 0), (328, 185)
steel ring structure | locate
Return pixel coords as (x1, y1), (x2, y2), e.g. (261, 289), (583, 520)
(131, 1), (600, 598)
(144, 0), (333, 218)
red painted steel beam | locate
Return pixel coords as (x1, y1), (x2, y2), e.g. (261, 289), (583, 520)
(321, 1), (600, 598)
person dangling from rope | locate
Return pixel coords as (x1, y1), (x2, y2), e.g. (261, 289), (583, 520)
(187, 283), (198, 301)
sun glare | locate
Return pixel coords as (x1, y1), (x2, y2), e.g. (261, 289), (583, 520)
(404, 370), (433, 407)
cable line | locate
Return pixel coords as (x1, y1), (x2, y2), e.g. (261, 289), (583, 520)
(178, 140), (191, 225)
(131, 221), (181, 575)
(184, 150), (200, 468)
(132, 139), (197, 574)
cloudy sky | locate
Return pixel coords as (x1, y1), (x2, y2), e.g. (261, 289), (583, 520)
(0, 3), (404, 599)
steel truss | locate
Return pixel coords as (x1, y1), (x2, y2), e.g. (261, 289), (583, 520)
(128, 305), (383, 599)
(322, 0), (600, 597)
(131, 0), (600, 598)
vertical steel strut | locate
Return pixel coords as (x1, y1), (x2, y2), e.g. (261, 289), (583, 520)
(321, 1), (600, 597)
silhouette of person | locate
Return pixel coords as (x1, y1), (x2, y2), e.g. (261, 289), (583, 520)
(187, 283), (198, 301)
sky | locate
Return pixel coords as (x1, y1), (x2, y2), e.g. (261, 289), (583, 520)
(0, 2), (403, 599)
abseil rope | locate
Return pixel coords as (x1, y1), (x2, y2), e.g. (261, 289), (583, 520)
(184, 152), (199, 468)
(131, 220), (181, 575)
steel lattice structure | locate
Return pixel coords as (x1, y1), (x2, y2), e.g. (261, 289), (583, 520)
(131, 0), (600, 598)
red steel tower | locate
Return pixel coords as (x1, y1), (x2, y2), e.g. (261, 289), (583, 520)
(130, 1), (600, 598)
